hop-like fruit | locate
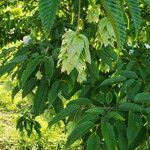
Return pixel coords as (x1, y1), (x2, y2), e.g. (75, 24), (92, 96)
(58, 30), (91, 83)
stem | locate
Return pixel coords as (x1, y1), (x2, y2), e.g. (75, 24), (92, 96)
(77, 0), (81, 33)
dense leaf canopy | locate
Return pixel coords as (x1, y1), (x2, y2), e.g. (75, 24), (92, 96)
(1, 0), (150, 149)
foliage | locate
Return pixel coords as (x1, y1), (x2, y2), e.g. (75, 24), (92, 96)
(1, 0), (150, 149)
(0, 79), (81, 149)
(0, 0), (41, 47)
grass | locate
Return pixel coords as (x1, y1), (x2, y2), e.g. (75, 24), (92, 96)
(0, 77), (82, 150)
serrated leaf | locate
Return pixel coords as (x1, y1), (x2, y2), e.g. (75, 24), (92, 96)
(101, 0), (126, 48)
(119, 102), (143, 112)
(104, 46), (118, 60)
(68, 98), (92, 106)
(21, 57), (40, 86)
(53, 97), (64, 113)
(44, 56), (54, 83)
(49, 104), (80, 127)
(97, 50), (113, 68)
(85, 107), (105, 114)
(108, 111), (125, 121)
(22, 77), (38, 98)
(144, 107), (150, 114)
(116, 122), (128, 150)
(77, 113), (99, 125)
(86, 134), (100, 150)
(128, 127), (148, 150)
(121, 79), (135, 93)
(12, 85), (20, 100)
(10, 54), (27, 63)
(0, 47), (15, 59)
(0, 62), (16, 77)
(134, 92), (150, 103)
(39, 0), (61, 33)
(16, 117), (24, 131)
(127, 112), (142, 146)
(87, 60), (99, 80)
(117, 70), (138, 79)
(101, 122), (117, 150)
(34, 121), (41, 137)
(127, 0), (142, 37)
(33, 77), (48, 116)
(106, 92), (113, 104)
(126, 60), (135, 70)
(100, 76), (126, 86)
(66, 121), (94, 147)
(48, 80), (61, 106)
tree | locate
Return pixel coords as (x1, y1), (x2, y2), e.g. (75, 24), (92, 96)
(1, 0), (150, 149)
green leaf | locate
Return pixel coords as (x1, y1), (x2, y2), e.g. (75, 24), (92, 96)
(53, 97), (64, 113)
(108, 111), (125, 121)
(34, 121), (41, 137)
(68, 98), (92, 106)
(39, 0), (61, 33)
(101, 0), (126, 48)
(86, 133), (100, 150)
(104, 46), (118, 60)
(80, 84), (91, 97)
(77, 113), (99, 125)
(101, 122), (117, 150)
(33, 77), (48, 116)
(126, 0), (142, 37)
(49, 104), (80, 127)
(81, 34), (91, 63)
(96, 50), (113, 68)
(22, 77), (38, 98)
(12, 85), (20, 100)
(100, 76), (126, 86)
(128, 127), (148, 150)
(146, 25), (150, 43)
(0, 62), (16, 77)
(10, 54), (27, 63)
(144, 0), (150, 6)
(126, 60), (135, 70)
(117, 70), (138, 79)
(85, 107), (105, 114)
(87, 60), (99, 80)
(144, 107), (150, 114)
(121, 79), (135, 92)
(66, 121), (94, 147)
(21, 57), (40, 86)
(106, 92), (113, 105)
(127, 112), (142, 146)
(0, 47), (15, 59)
(48, 80), (61, 106)
(119, 102), (143, 112)
(116, 123), (128, 150)
(44, 56), (54, 83)
(134, 92), (150, 103)
(16, 117), (24, 131)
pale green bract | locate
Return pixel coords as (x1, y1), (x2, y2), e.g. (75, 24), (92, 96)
(96, 17), (116, 47)
(58, 30), (91, 83)
(86, 4), (101, 23)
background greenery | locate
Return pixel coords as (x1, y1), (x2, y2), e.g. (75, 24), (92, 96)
(0, 77), (81, 149)
(0, 0), (80, 149)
